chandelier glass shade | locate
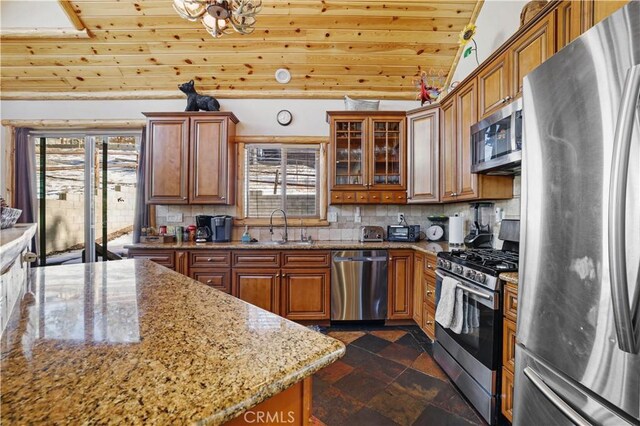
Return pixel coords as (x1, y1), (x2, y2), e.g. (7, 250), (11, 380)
(173, 0), (262, 38)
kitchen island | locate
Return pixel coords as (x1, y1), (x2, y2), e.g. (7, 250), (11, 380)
(0, 259), (345, 425)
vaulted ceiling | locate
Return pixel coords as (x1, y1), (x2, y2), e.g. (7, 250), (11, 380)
(0, 1), (481, 100)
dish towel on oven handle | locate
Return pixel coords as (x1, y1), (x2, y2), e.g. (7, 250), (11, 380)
(435, 276), (464, 333)
(461, 295), (481, 334)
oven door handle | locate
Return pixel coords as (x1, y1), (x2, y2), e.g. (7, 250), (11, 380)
(435, 271), (492, 300)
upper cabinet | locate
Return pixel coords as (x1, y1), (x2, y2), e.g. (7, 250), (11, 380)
(477, 52), (511, 119)
(144, 112), (238, 205)
(440, 80), (514, 203)
(327, 111), (407, 204)
(556, 0), (584, 50)
(509, 13), (556, 99)
(407, 105), (440, 203)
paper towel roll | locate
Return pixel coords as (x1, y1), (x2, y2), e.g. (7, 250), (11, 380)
(449, 215), (465, 245)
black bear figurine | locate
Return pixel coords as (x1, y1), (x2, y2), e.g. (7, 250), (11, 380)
(178, 80), (220, 112)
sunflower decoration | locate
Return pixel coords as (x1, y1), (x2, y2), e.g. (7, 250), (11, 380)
(459, 23), (480, 66)
(413, 70), (444, 106)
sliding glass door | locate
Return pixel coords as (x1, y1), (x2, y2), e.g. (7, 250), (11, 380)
(34, 131), (140, 266)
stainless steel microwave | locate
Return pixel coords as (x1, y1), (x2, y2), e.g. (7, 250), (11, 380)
(471, 99), (522, 175)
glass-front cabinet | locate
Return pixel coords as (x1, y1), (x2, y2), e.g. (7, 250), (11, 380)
(328, 111), (406, 204)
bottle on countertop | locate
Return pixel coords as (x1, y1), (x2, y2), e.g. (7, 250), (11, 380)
(241, 225), (251, 243)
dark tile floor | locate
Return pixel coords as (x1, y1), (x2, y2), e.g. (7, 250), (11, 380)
(312, 325), (486, 426)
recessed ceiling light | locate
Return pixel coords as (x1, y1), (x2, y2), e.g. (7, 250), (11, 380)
(275, 68), (291, 84)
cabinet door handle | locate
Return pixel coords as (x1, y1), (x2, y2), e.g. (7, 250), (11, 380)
(276, 273), (280, 278)
(183, 197), (187, 200)
(427, 263), (433, 269)
(221, 196), (225, 200)
(207, 258), (213, 262)
(426, 321), (434, 325)
(426, 290), (433, 296)
(206, 279), (213, 284)
(282, 273), (286, 278)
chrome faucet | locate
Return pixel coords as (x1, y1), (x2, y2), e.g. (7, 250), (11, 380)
(269, 209), (289, 243)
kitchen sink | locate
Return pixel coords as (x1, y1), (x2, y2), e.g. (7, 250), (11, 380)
(259, 240), (314, 246)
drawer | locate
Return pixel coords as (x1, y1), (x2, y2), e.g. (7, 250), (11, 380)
(190, 268), (231, 293)
(425, 280), (436, 307)
(381, 192), (395, 203)
(232, 251), (280, 268)
(281, 251), (331, 268)
(424, 254), (436, 277)
(355, 192), (369, 203)
(503, 318), (517, 373)
(422, 302), (435, 340)
(128, 250), (175, 269)
(501, 367), (514, 422)
(331, 192), (344, 203)
(369, 192), (381, 203)
(190, 251), (231, 268)
(504, 282), (518, 321)
(342, 192), (356, 203)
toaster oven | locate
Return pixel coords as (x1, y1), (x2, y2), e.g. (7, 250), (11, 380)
(387, 225), (420, 242)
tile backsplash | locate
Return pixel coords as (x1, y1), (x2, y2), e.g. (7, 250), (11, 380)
(155, 176), (521, 246)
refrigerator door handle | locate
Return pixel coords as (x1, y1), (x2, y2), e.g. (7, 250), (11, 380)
(523, 367), (592, 426)
(608, 64), (640, 354)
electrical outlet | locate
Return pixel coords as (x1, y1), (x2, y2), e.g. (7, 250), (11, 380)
(167, 213), (183, 223)
(328, 211), (338, 223)
(354, 215), (362, 223)
(397, 213), (405, 224)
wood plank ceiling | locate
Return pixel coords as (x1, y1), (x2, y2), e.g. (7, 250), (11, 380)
(0, 1), (481, 100)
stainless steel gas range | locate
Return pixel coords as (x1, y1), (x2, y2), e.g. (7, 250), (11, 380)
(433, 219), (519, 425)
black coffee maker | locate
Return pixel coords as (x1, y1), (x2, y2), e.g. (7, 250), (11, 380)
(212, 215), (233, 242)
(464, 202), (494, 248)
(195, 215), (214, 242)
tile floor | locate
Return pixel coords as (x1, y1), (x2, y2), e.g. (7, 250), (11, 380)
(312, 326), (486, 426)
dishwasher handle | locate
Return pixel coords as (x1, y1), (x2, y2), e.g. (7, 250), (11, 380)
(334, 256), (387, 262)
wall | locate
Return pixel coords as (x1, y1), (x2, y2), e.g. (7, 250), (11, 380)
(449, 0), (529, 88)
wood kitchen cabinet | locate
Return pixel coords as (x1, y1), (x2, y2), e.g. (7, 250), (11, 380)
(388, 250), (414, 320)
(232, 250), (331, 321)
(509, 13), (556, 98)
(412, 252), (424, 325)
(477, 52), (511, 119)
(556, 0), (584, 50)
(233, 269), (281, 315)
(144, 112), (238, 205)
(407, 105), (440, 203)
(328, 111), (407, 204)
(584, 0), (629, 30)
(422, 252), (437, 341)
(440, 81), (513, 203)
(501, 281), (518, 422)
(281, 269), (330, 321)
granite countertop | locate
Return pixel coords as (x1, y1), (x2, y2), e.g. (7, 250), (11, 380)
(125, 240), (449, 256)
(1, 260), (345, 425)
(500, 272), (519, 285)
(0, 223), (37, 272)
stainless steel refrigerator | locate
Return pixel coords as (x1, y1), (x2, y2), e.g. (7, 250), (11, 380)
(515, 2), (639, 425)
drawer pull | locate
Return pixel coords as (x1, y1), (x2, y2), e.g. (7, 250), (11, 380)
(207, 258), (213, 262)
(426, 263), (433, 269)
(282, 273), (287, 278)
(426, 290), (433, 296)
(426, 321), (434, 325)
(206, 280), (213, 284)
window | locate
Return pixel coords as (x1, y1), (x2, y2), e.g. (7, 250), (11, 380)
(244, 144), (320, 218)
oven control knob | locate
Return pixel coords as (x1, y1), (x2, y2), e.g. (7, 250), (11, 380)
(444, 260), (451, 270)
(465, 270), (474, 279)
(476, 273), (486, 284)
(454, 265), (463, 274)
(437, 259), (444, 268)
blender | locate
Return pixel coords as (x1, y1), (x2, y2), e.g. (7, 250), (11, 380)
(464, 202), (494, 248)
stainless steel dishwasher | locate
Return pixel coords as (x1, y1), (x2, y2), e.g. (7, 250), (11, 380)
(331, 250), (388, 321)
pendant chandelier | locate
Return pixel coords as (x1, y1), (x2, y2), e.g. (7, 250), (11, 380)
(173, 0), (262, 38)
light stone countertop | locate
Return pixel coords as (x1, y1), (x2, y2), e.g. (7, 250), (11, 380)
(0, 259), (345, 425)
(0, 223), (36, 273)
(125, 240), (450, 256)
(500, 272), (519, 285)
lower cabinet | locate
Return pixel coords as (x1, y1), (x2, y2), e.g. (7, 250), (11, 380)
(421, 252), (437, 340)
(388, 250), (414, 320)
(190, 268), (231, 293)
(412, 253), (424, 325)
(501, 281), (518, 422)
(232, 269), (281, 315)
(281, 269), (330, 321)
